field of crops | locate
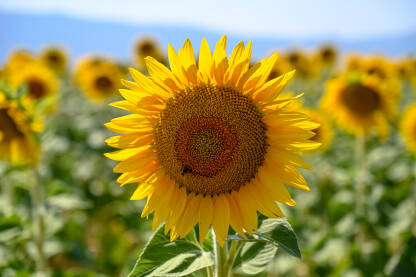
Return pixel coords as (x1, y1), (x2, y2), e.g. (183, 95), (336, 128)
(0, 37), (416, 277)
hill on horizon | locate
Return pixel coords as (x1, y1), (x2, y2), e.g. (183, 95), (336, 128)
(1, 11), (415, 64)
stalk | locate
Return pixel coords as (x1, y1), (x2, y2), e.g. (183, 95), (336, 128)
(354, 135), (366, 218)
(213, 229), (227, 277)
(30, 167), (48, 275)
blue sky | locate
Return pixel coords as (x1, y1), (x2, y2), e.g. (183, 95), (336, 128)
(1, 0), (415, 39)
(0, 0), (415, 63)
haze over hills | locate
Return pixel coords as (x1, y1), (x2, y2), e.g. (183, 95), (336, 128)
(1, 11), (415, 65)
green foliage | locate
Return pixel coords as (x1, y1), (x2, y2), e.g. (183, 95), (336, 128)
(128, 226), (214, 277)
(228, 218), (301, 258)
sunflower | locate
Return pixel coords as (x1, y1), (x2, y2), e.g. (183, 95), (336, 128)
(3, 50), (36, 78)
(400, 104), (416, 154)
(8, 61), (59, 103)
(321, 73), (397, 138)
(359, 56), (395, 80)
(133, 37), (166, 71)
(285, 50), (317, 78)
(394, 58), (414, 80)
(300, 108), (333, 152)
(74, 57), (124, 101)
(40, 46), (68, 76)
(346, 54), (362, 72)
(315, 45), (337, 67)
(275, 94), (333, 151)
(0, 92), (42, 165)
(105, 36), (320, 246)
(268, 56), (292, 81)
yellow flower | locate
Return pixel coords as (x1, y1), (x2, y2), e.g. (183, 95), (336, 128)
(346, 54), (362, 72)
(315, 45), (337, 67)
(276, 94), (333, 152)
(8, 61), (59, 103)
(0, 92), (42, 165)
(400, 104), (416, 154)
(105, 36), (319, 246)
(300, 108), (333, 152)
(321, 73), (397, 138)
(394, 58), (414, 80)
(285, 50), (317, 78)
(3, 50), (36, 78)
(74, 57), (124, 101)
(133, 37), (166, 71)
(40, 46), (68, 76)
(268, 56), (292, 81)
(360, 56), (395, 80)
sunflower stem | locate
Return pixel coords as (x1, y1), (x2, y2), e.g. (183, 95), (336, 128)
(213, 229), (226, 277)
(223, 240), (239, 276)
(354, 135), (367, 218)
(29, 167), (49, 276)
(2, 168), (13, 216)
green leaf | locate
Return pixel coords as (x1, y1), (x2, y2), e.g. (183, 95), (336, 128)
(233, 242), (277, 275)
(228, 218), (301, 258)
(128, 225), (214, 277)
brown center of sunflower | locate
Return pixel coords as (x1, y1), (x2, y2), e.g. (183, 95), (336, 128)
(268, 69), (281, 81)
(321, 49), (334, 62)
(310, 127), (322, 142)
(27, 79), (47, 99)
(154, 85), (267, 196)
(341, 83), (381, 116)
(139, 42), (154, 55)
(0, 109), (24, 140)
(95, 76), (113, 92)
(289, 53), (300, 64)
(367, 67), (386, 79)
(47, 53), (61, 64)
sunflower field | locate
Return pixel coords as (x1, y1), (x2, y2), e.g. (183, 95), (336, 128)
(1, 35), (416, 277)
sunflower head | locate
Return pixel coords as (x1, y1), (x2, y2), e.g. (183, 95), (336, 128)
(300, 108), (334, 152)
(400, 104), (416, 155)
(267, 57), (292, 81)
(105, 36), (319, 246)
(133, 37), (166, 70)
(316, 45), (337, 66)
(7, 61), (59, 105)
(285, 50), (316, 78)
(346, 54), (362, 72)
(321, 73), (397, 138)
(0, 91), (42, 165)
(360, 56), (395, 80)
(74, 57), (125, 101)
(40, 46), (68, 76)
(3, 50), (36, 80)
(395, 58), (414, 80)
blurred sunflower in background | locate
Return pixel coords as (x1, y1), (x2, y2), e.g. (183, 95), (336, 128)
(285, 50), (317, 78)
(133, 37), (166, 71)
(105, 36), (320, 246)
(321, 73), (397, 138)
(399, 103), (416, 154)
(394, 58), (414, 81)
(300, 108), (333, 152)
(74, 57), (124, 101)
(346, 54), (362, 72)
(40, 46), (68, 76)
(0, 91), (42, 165)
(2, 50), (36, 77)
(7, 61), (59, 104)
(315, 44), (337, 67)
(268, 56), (292, 81)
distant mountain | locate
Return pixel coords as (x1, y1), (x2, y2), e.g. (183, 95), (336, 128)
(0, 11), (415, 65)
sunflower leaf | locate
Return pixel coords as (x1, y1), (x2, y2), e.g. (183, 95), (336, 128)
(128, 225), (214, 277)
(232, 242), (278, 275)
(227, 218), (301, 258)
